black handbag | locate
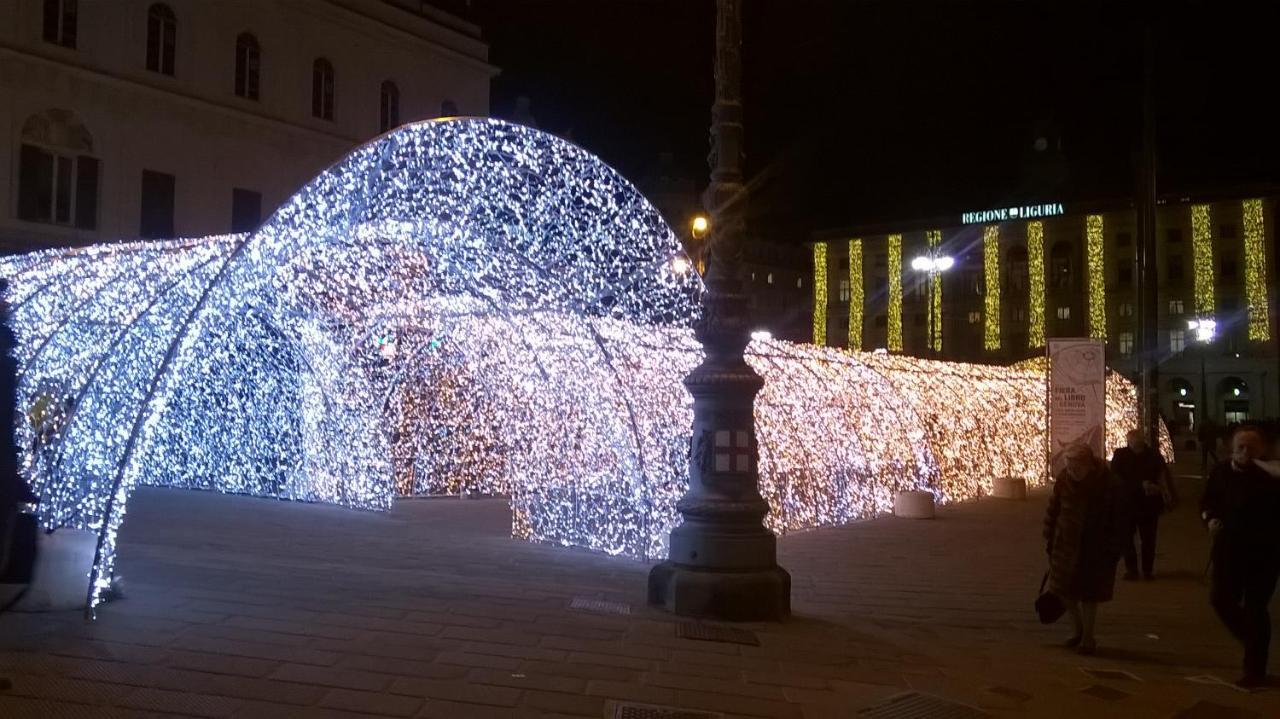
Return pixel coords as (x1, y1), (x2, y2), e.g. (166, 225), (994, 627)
(1035, 571), (1065, 624)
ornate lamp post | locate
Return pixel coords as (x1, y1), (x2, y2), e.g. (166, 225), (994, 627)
(647, 0), (791, 621)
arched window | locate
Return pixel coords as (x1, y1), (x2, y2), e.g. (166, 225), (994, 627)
(379, 81), (400, 133)
(235, 33), (260, 100)
(312, 58), (334, 120)
(1050, 241), (1073, 289)
(146, 3), (176, 75)
(16, 109), (99, 230)
(43, 0), (78, 48)
(440, 99), (458, 117)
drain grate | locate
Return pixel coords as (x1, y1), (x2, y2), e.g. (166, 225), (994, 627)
(1080, 684), (1131, 701)
(675, 622), (759, 646)
(570, 597), (631, 615)
(1081, 667), (1141, 681)
(610, 701), (723, 719)
(859, 692), (991, 718)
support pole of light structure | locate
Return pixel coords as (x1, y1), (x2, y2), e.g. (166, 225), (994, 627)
(648, 0), (790, 621)
(1138, 21), (1161, 444)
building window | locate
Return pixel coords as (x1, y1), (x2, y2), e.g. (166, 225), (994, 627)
(1166, 228), (1183, 244)
(146, 4), (176, 75)
(43, 0), (77, 48)
(139, 170), (175, 238)
(1050, 242), (1072, 289)
(1168, 299), (1184, 315)
(312, 58), (335, 120)
(234, 33), (260, 100)
(1007, 245), (1028, 293)
(1013, 307), (1027, 322)
(795, 277), (803, 289)
(16, 110), (98, 230)
(913, 312), (926, 327)
(1118, 302), (1134, 318)
(1220, 257), (1238, 280)
(1056, 306), (1071, 320)
(968, 310), (981, 324)
(874, 253), (886, 269)
(1219, 223), (1238, 240)
(838, 279), (850, 303)
(441, 99), (458, 117)
(1119, 331), (1134, 357)
(379, 81), (400, 133)
(231, 188), (262, 233)
(1167, 254), (1185, 282)
(874, 315), (887, 328)
(1116, 232), (1131, 247)
(1169, 329), (1185, 354)
(1117, 261), (1133, 286)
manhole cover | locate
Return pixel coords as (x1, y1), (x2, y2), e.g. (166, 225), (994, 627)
(675, 622), (759, 646)
(859, 692), (990, 718)
(1081, 668), (1142, 681)
(610, 701), (723, 719)
(1080, 684), (1131, 701)
(570, 597), (631, 615)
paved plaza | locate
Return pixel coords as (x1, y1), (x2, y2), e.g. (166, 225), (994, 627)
(2, 471), (1278, 718)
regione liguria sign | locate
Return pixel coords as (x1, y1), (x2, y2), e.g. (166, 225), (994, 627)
(961, 202), (1064, 225)
(1047, 338), (1106, 477)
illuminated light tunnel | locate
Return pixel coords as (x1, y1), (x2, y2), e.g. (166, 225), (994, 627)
(0, 119), (1165, 610)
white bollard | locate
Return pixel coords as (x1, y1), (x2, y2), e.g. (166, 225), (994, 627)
(894, 490), (936, 519)
(15, 529), (97, 612)
(992, 476), (1028, 500)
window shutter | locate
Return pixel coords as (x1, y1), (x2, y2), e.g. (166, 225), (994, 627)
(75, 155), (99, 230)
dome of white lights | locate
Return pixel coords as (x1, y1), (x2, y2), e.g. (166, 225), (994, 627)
(0, 118), (1165, 610)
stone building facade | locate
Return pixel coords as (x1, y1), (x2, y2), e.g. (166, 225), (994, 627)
(0, 0), (494, 251)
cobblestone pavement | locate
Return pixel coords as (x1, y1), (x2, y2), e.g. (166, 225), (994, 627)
(2, 471), (1278, 718)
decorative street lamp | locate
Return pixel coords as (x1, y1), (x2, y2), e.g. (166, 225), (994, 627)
(1188, 316), (1216, 481)
(910, 253), (954, 359)
(648, 0), (791, 621)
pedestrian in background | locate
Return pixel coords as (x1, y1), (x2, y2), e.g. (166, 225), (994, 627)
(1202, 424), (1280, 688)
(1044, 444), (1128, 655)
(1111, 429), (1174, 580)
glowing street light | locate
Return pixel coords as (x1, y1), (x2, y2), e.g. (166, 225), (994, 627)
(669, 255), (693, 275)
(1187, 315), (1215, 481)
(910, 253), (954, 358)
(691, 215), (709, 240)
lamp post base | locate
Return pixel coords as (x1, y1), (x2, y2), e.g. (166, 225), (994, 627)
(648, 561), (790, 622)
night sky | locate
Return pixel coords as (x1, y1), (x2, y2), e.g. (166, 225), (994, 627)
(467, 1), (1280, 241)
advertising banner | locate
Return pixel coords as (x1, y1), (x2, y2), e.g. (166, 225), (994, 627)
(1047, 338), (1106, 477)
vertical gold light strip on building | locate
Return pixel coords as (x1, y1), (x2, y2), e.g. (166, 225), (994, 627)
(1191, 204), (1215, 315)
(1027, 221), (1046, 348)
(888, 234), (903, 351)
(983, 225), (1000, 350)
(926, 229), (942, 352)
(812, 243), (828, 345)
(1242, 198), (1271, 342)
(1086, 214), (1106, 339)
(848, 238), (863, 349)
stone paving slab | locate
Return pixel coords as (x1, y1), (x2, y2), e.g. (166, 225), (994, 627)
(1, 470), (1278, 718)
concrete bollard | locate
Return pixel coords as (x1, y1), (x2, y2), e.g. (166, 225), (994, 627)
(893, 490), (936, 519)
(992, 476), (1028, 500)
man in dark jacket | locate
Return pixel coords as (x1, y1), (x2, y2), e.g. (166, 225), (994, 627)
(1201, 424), (1280, 688)
(1111, 429), (1172, 580)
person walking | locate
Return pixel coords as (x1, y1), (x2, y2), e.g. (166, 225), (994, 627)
(1202, 424), (1280, 688)
(1044, 444), (1127, 655)
(1111, 429), (1173, 580)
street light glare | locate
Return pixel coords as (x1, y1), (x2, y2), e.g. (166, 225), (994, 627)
(691, 215), (709, 238)
(670, 255), (692, 274)
(934, 256), (955, 271)
(909, 255), (955, 273)
(910, 256), (931, 272)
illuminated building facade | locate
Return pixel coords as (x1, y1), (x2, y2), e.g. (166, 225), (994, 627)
(811, 190), (1280, 442)
(0, 0), (494, 252)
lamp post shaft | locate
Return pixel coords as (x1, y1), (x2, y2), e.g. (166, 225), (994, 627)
(647, 0), (791, 621)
